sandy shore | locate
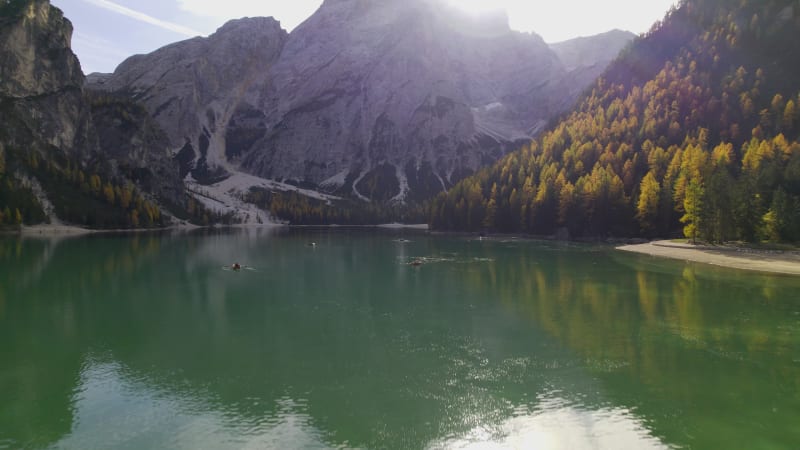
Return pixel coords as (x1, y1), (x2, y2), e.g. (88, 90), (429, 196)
(19, 224), (95, 236)
(376, 223), (429, 230)
(15, 222), (425, 237)
(618, 240), (800, 275)
(17, 222), (205, 237)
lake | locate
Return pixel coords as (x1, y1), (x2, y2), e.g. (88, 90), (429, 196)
(1, 229), (798, 449)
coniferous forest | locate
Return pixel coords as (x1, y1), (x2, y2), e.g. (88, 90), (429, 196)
(429, 0), (800, 243)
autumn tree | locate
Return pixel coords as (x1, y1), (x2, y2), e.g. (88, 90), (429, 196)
(103, 182), (116, 205)
(681, 180), (705, 244)
(636, 171), (661, 235)
(481, 184), (497, 230)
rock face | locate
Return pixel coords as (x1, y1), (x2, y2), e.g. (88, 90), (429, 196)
(0, 0), (82, 98)
(246, 0), (564, 202)
(548, 29), (638, 110)
(90, 0), (634, 201)
(92, 17), (289, 185)
(0, 0), (92, 158)
(88, 93), (187, 207)
(0, 0), (185, 217)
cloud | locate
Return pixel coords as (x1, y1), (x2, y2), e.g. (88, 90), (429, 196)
(175, 0), (322, 31)
(81, 0), (204, 37)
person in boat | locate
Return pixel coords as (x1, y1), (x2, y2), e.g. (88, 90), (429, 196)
(232, 262), (241, 271)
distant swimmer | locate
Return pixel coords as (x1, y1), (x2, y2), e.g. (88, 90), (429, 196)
(232, 263), (241, 271)
(408, 259), (423, 267)
(307, 242), (317, 248)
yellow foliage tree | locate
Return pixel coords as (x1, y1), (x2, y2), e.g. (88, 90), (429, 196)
(636, 171), (661, 234)
(103, 183), (116, 205)
(89, 174), (102, 194)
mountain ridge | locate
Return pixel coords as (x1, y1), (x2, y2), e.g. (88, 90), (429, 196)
(89, 0), (633, 203)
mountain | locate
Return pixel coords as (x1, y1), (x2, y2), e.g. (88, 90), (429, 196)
(545, 30), (637, 122)
(89, 0), (633, 203)
(0, 0), (90, 159)
(0, 0), (186, 228)
(550, 29), (636, 72)
(88, 17), (289, 186)
(429, 0), (800, 243)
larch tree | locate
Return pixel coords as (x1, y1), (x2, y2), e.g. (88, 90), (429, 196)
(681, 180), (705, 244)
(636, 171), (661, 235)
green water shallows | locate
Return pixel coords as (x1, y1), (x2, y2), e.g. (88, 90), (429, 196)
(0, 230), (798, 449)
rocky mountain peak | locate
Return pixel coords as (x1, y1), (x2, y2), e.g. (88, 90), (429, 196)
(312, 0), (512, 37)
(90, 0), (633, 202)
(0, 0), (83, 98)
(209, 15), (285, 48)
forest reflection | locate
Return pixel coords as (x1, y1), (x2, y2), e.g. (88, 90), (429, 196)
(455, 242), (800, 449)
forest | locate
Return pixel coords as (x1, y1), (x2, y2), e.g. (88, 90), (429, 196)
(244, 187), (429, 226)
(429, 0), (800, 243)
(0, 90), (234, 229)
(0, 143), (169, 228)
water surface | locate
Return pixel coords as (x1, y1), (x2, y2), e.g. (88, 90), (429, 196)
(1, 230), (798, 449)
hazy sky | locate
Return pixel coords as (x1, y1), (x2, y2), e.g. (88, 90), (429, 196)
(51, 0), (677, 74)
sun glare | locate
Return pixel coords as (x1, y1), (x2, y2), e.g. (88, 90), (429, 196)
(447, 0), (507, 16)
(444, 0), (677, 42)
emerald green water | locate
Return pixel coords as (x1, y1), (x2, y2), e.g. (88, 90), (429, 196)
(1, 230), (799, 449)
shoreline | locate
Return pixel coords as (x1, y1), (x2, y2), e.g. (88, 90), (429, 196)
(617, 240), (800, 275)
(15, 222), (207, 237)
(14, 225), (798, 276)
(11, 222), (429, 238)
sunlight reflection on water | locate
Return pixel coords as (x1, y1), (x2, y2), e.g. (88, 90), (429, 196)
(429, 394), (669, 450)
(59, 357), (668, 450)
(57, 358), (332, 450)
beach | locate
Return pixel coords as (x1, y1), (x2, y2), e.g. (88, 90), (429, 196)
(618, 240), (800, 275)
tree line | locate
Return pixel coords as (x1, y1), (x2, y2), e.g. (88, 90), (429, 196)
(245, 188), (428, 226)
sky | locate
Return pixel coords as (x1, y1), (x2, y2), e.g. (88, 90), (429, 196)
(51, 0), (678, 75)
